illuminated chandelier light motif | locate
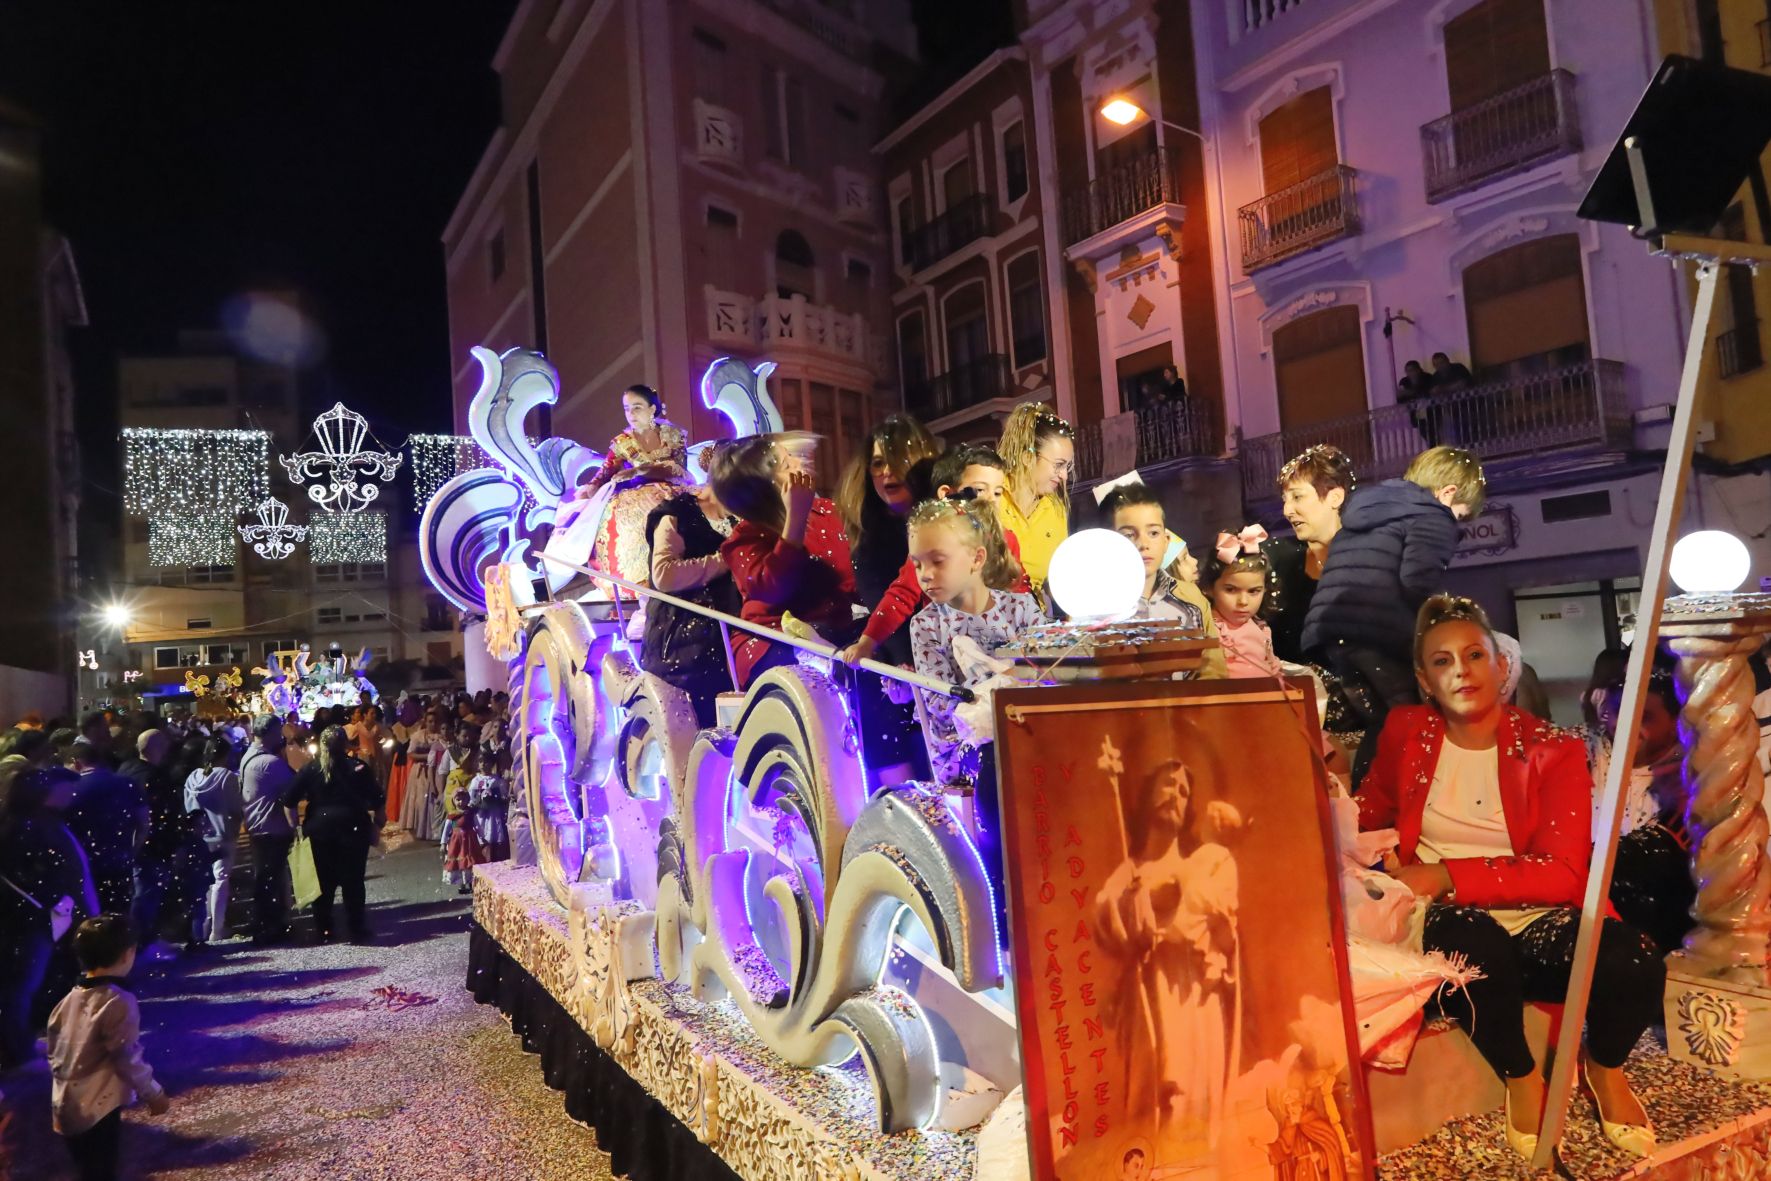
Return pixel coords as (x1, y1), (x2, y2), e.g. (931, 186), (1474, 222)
(122, 428), (270, 518)
(238, 497), (308, 560)
(148, 510), (239, 568)
(409, 433), (495, 510)
(281, 402), (403, 513)
(310, 510), (387, 565)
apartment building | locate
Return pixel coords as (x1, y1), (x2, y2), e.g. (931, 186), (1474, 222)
(875, 47), (1056, 444)
(114, 332), (461, 703)
(442, 0), (915, 484)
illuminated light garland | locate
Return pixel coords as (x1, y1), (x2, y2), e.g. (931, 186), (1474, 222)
(148, 511), (239, 567)
(281, 402), (403, 513)
(310, 510), (387, 565)
(238, 496), (308, 560)
(122, 428), (270, 518)
(409, 433), (495, 510)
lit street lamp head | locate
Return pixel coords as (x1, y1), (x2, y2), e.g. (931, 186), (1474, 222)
(102, 602), (133, 629)
(1100, 97), (1144, 126)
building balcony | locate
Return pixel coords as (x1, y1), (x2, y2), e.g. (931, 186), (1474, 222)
(1421, 70), (1581, 203)
(1238, 165), (1360, 271)
(1061, 147), (1181, 246)
(1719, 319), (1764, 380)
(905, 354), (1013, 422)
(904, 193), (993, 272)
(1074, 400), (1222, 485)
(704, 288), (873, 368)
(1239, 357), (1630, 502)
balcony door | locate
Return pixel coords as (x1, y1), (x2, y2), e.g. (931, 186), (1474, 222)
(944, 282), (992, 411)
(1272, 305), (1372, 468)
(1444, 0), (1549, 109)
(1259, 87), (1337, 197)
(1462, 233), (1593, 452)
(1463, 234), (1589, 374)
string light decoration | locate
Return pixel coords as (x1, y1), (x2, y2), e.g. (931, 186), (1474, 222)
(148, 511), (239, 567)
(409, 433), (495, 510)
(122, 428), (270, 518)
(237, 496), (308, 560)
(310, 510), (387, 565)
(281, 402), (403, 513)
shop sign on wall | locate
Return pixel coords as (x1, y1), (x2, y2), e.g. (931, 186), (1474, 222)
(1456, 501), (1520, 558)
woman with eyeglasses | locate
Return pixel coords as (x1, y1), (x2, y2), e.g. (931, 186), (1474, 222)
(996, 403), (1075, 596)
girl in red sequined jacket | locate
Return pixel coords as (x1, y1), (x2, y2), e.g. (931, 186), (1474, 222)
(1357, 594), (1662, 1162)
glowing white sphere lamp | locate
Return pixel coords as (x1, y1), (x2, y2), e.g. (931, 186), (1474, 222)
(1669, 530), (1752, 595)
(1046, 529), (1146, 624)
(102, 602), (133, 629)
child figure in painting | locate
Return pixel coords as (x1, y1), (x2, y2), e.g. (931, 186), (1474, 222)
(906, 498), (1044, 939)
(1200, 527), (1283, 681)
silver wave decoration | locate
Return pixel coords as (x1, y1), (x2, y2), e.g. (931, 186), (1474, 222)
(280, 402), (403, 513)
(237, 497), (307, 560)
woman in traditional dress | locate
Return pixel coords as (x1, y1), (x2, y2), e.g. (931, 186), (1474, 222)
(570, 384), (691, 591)
(1092, 757), (1241, 1154)
(401, 706), (445, 841)
(382, 699), (417, 831)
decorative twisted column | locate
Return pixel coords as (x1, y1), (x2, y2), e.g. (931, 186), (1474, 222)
(1662, 594), (1771, 1076)
(1663, 596), (1771, 981)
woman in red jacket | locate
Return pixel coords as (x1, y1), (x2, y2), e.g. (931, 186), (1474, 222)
(1360, 594), (1661, 1161)
(708, 435), (857, 690)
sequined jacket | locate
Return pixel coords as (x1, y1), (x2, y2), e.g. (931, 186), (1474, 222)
(1357, 704), (1591, 910)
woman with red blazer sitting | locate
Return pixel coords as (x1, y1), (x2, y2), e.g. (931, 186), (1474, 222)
(1359, 594), (1662, 1161)
(709, 435), (858, 690)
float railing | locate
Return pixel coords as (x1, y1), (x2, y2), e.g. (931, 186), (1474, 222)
(536, 552), (974, 702)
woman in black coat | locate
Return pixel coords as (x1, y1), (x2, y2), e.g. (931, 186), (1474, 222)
(0, 763), (97, 1068)
(285, 726), (384, 943)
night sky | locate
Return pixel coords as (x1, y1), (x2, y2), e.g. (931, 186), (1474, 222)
(2, 2), (515, 440)
(1, 0), (1009, 575)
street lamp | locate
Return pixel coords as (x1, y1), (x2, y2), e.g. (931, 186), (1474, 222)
(102, 602), (133, 630)
(1097, 95), (1207, 144)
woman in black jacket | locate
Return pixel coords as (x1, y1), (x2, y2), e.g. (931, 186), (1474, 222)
(642, 484), (741, 727)
(0, 763), (97, 1068)
(286, 726), (383, 943)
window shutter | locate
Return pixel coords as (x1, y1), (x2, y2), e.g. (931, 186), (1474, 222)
(1444, 0), (1549, 110)
(1259, 87), (1337, 194)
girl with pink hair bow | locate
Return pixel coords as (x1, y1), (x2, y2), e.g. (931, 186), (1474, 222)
(1200, 525), (1283, 680)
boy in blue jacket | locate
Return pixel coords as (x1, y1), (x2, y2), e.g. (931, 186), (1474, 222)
(1301, 446), (1485, 778)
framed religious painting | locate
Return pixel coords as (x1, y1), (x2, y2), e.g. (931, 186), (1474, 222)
(993, 678), (1375, 1181)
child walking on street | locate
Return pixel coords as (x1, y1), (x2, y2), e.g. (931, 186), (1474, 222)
(48, 915), (169, 1181)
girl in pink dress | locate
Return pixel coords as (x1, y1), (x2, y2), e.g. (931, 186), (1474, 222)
(1200, 526), (1283, 680)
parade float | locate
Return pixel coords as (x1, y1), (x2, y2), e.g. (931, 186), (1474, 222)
(420, 60), (1771, 1181)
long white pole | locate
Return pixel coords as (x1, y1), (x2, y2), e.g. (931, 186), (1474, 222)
(534, 552), (975, 701)
(1531, 260), (1720, 1166)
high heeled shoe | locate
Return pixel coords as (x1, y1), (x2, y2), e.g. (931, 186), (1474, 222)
(1504, 1086), (1539, 1162)
(1581, 1062), (1656, 1158)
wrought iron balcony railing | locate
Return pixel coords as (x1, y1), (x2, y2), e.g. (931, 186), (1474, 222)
(1718, 319), (1764, 380)
(1238, 165), (1360, 271)
(1074, 399), (1222, 484)
(905, 354), (1013, 422)
(1421, 70), (1581, 202)
(904, 193), (994, 272)
(1239, 358), (1630, 501)
(1061, 147), (1181, 246)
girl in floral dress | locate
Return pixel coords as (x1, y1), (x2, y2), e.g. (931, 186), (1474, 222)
(570, 384), (691, 591)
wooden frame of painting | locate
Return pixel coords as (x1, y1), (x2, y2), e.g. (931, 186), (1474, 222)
(992, 677), (1376, 1181)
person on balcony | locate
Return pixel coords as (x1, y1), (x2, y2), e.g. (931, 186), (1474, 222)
(1397, 360), (1442, 448)
(1160, 365), (1188, 404)
(1360, 595), (1661, 1162)
(569, 384), (691, 592)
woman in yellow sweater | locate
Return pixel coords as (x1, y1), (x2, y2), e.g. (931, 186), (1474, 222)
(996, 402), (1074, 595)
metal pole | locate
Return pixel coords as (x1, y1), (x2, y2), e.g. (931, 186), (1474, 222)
(1530, 259), (1720, 1166)
(535, 553), (974, 702)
